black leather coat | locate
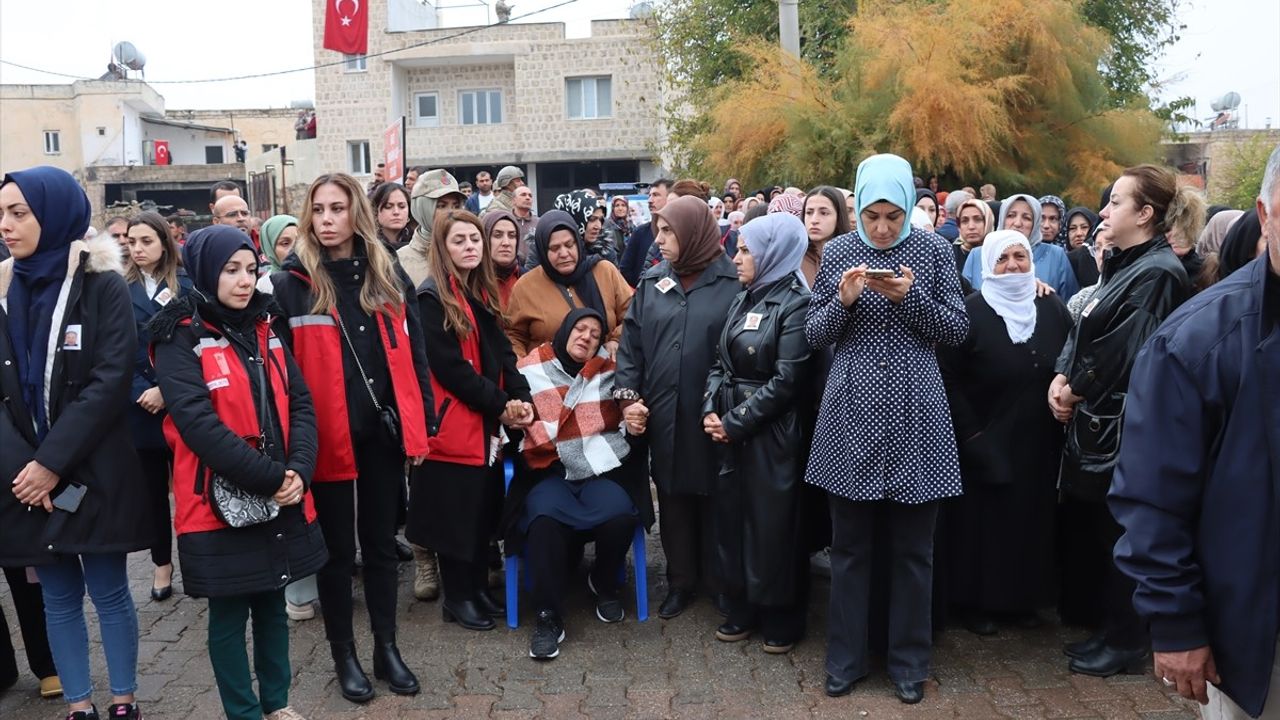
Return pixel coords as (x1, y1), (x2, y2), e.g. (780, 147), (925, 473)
(703, 277), (814, 606)
(1055, 236), (1190, 499)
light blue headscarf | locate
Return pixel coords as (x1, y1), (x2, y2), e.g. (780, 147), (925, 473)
(738, 212), (808, 291)
(853, 153), (915, 249)
(998, 194), (1043, 246)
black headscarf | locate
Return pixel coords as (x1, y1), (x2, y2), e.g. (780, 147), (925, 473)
(533, 210), (605, 317)
(1064, 207), (1101, 246)
(1217, 208), (1263, 281)
(915, 188), (939, 225)
(552, 307), (605, 377)
(182, 225), (259, 330)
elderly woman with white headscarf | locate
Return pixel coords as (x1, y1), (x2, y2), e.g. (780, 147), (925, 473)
(939, 230), (1073, 637)
(702, 213), (814, 656)
(961, 194), (1080, 300)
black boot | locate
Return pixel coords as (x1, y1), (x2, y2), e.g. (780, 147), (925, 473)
(372, 636), (420, 695)
(329, 640), (374, 703)
(475, 589), (506, 617)
(1063, 632), (1105, 659)
(442, 599), (496, 631)
(1068, 644), (1149, 677)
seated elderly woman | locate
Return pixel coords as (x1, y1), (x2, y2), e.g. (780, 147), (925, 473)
(500, 309), (654, 662)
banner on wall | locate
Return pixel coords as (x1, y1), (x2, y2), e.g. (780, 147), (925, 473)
(383, 118), (405, 184)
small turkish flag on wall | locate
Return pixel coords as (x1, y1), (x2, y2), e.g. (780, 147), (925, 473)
(324, 0), (368, 55)
(154, 140), (170, 166)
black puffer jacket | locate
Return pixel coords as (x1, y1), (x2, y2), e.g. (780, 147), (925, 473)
(0, 237), (150, 565)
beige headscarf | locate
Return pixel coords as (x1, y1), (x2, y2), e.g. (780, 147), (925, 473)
(1195, 209), (1244, 256)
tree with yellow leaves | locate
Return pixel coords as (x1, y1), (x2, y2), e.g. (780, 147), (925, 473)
(678, 0), (1165, 203)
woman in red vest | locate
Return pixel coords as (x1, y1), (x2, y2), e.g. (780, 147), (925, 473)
(151, 226), (326, 720)
(409, 210), (533, 631)
(270, 174), (435, 704)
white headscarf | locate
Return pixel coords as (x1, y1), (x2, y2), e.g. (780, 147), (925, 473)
(979, 230), (1037, 344)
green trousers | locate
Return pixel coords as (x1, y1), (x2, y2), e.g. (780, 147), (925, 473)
(207, 589), (291, 720)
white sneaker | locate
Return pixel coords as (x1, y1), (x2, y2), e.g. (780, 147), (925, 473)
(286, 601), (315, 621)
(265, 706), (307, 720)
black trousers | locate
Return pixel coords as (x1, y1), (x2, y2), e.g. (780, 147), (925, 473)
(826, 496), (938, 684)
(524, 515), (634, 616)
(0, 567), (56, 682)
(656, 490), (717, 594)
(1087, 500), (1148, 649)
(137, 447), (174, 568)
(311, 436), (405, 643)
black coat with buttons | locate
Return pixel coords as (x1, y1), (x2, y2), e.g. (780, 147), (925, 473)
(615, 255), (740, 495)
(0, 238), (150, 566)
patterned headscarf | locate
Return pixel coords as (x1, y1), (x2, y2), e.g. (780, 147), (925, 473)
(1038, 194), (1069, 248)
(767, 192), (804, 219)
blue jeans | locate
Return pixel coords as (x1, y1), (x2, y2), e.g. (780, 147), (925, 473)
(36, 554), (139, 703)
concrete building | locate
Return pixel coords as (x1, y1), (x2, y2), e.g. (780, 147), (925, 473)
(309, 0), (665, 210)
(1, 79), (304, 226)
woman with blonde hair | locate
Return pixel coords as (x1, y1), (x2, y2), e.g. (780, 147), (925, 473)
(270, 173), (435, 704)
(410, 210), (533, 631)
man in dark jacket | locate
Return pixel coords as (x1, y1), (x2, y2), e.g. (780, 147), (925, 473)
(1110, 144), (1280, 719)
(619, 179), (671, 286)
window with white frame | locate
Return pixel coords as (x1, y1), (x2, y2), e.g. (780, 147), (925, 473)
(347, 141), (371, 174)
(566, 76), (612, 120)
(343, 54), (367, 72)
(414, 92), (440, 127)
(459, 89), (502, 125)
(43, 130), (61, 155)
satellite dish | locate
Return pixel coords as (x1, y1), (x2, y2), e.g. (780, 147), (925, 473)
(1210, 92), (1241, 112)
(112, 42), (147, 71)
(630, 2), (654, 19)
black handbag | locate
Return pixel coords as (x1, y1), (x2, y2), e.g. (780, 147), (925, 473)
(208, 354), (280, 528)
(1058, 393), (1127, 502)
(335, 311), (404, 450)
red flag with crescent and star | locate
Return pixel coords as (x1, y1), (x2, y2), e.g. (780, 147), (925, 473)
(154, 140), (170, 166)
(324, 0), (368, 55)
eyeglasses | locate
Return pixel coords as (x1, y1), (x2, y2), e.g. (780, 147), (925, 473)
(220, 210), (251, 219)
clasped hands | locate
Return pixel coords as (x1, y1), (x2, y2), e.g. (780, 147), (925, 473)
(273, 470), (305, 506)
(702, 413), (731, 443)
(1047, 373), (1083, 423)
(622, 401), (649, 436)
(500, 399), (534, 429)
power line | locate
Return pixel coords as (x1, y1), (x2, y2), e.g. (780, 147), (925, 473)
(0, 0), (581, 85)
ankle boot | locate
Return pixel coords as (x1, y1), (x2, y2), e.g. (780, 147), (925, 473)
(329, 640), (374, 703)
(441, 598), (496, 631)
(412, 545), (440, 601)
(372, 636), (420, 695)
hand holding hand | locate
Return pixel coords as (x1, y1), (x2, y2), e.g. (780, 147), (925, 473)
(604, 340), (620, 361)
(866, 265), (915, 304)
(702, 413), (730, 443)
(624, 401), (649, 436)
(12, 461), (58, 512)
(137, 387), (166, 414)
(838, 265), (867, 308)
(500, 400), (534, 428)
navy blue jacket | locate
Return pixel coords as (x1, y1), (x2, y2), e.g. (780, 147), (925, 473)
(619, 222), (655, 286)
(1110, 256), (1280, 717)
(128, 271), (193, 449)
(935, 217), (959, 241)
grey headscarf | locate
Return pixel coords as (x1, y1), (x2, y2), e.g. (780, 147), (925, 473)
(738, 212), (808, 291)
(998, 194), (1044, 246)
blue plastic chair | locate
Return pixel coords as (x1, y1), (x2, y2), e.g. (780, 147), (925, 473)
(503, 458), (649, 628)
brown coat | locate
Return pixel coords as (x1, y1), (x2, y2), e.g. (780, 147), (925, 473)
(504, 261), (633, 356)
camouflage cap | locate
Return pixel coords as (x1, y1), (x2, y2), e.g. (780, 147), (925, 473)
(411, 168), (466, 200)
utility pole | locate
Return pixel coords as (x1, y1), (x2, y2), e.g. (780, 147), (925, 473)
(779, 0), (800, 57)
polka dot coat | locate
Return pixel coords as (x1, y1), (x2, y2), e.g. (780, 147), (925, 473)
(803, 227), (969, 504)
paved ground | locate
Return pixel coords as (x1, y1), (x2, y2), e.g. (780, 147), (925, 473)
(1, 533), (1199, 720)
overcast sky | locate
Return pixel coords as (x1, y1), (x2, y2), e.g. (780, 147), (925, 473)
(1, 0), (1276, 129)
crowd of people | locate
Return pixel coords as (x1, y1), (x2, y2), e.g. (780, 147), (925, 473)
(1, 144), (1278, 720)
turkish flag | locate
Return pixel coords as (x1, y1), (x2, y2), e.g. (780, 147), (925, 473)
(324, 0), (368, 55)
(154, 140), (170, 166)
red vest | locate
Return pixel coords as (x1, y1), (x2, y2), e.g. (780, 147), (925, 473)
(285, 272), (430, 481)
(163, 319), (317, 535)
(427, 277), (493, 466)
